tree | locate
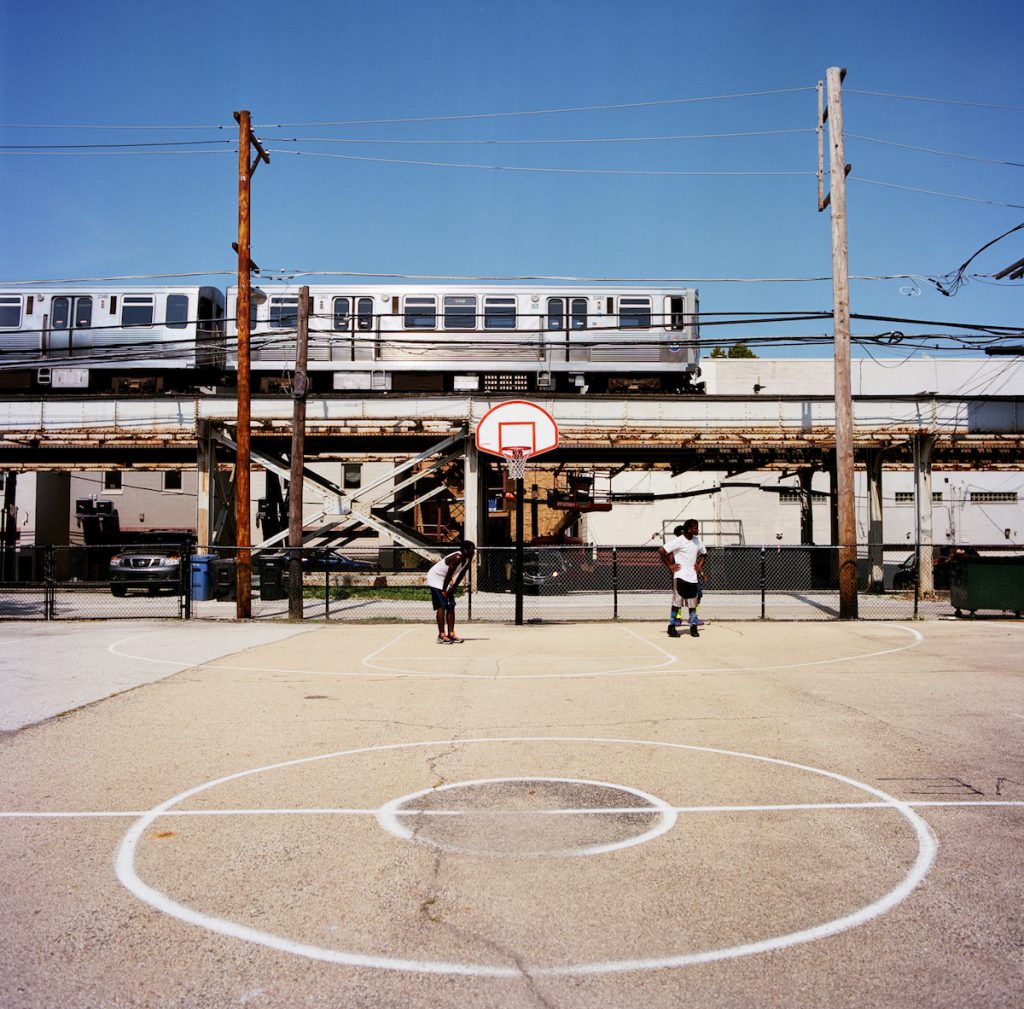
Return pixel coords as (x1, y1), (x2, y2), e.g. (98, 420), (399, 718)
(710, 343), (758, 358)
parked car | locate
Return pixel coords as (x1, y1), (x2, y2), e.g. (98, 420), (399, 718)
(284, 548), (374, 573)
(522, 548), (568, 594)
(109, 547), (183, 596)
(892, 545), (979, 590)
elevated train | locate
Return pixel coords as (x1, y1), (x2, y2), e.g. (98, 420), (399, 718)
(0, 283), (700, 395)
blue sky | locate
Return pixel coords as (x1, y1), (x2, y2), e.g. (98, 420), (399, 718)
(1, 0), (1021, 357)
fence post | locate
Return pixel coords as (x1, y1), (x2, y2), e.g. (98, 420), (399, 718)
(612, 546), (618, 621)
(324, 564), (329, 620)
(760, 546), (767, 620)
(913, 553), (920, 619)
(44, 544), (54, 621)
(182, 541), (193, 620)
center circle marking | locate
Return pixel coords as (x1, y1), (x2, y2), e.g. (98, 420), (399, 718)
(376, 776), (677, 857)
(115, 737), (937, 977)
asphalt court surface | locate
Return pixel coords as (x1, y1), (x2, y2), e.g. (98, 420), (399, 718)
(1, 619), (1022, 1008)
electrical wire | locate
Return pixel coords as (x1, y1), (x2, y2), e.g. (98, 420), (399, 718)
(267, 148), (813, 177)
(852, 177), (1024, 210)
(845, 89), (1024, 111)
(268, 128), (816, 146)
(846, 133), (1024, 168)
(252, 88), (816, 129)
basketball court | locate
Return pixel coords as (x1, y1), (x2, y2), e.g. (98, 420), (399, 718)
(1, 617), (1022, 1008)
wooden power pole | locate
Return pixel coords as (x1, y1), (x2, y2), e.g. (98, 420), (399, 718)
(288, 287), (310, 619)
(821, 68), (858, 618)
(234, 110), (269, 619)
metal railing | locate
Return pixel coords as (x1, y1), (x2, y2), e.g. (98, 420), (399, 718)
(2, 542), (1021, 623)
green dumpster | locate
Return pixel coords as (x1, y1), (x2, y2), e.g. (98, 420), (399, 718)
(950, 555), (1024, 617)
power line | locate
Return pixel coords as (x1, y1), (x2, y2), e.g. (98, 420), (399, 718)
(845, 89), (1024, 111)
(0, 139), (234, 151)
(269, 128), (815, 146)
(851, 177), (1024, 210)
(253, 88), (816, 129)
(847, 133), (1024, 168)
(268, 148), (812, 177)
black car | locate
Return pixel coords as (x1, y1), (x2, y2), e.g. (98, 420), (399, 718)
(284, 548), (374, 573)
(110, 547), (184, 596)
(522, 549), (568, 594)
(892, 545), (978, 591)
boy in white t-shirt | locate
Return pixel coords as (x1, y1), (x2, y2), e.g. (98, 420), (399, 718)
(426, 541), (475, 643)
(658, 519), (707, 638)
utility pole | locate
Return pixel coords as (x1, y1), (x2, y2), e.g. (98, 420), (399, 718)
(820, 67), (858, 619)
(288, 287), (310, 620)
(234, 109), (270, 618)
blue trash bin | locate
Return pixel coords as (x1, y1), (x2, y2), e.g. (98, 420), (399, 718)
(190, 554), (215, 601)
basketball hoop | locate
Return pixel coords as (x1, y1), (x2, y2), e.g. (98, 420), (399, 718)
(500, 446), (531, 481)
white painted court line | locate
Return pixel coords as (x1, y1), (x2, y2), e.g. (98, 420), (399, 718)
(108, 736), (941, 978)
(103, 623), (923, 680)
(376, 776), (678, 857)
(3, 799), (1023, 820)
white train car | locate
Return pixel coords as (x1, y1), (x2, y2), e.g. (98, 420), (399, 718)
(0, 287), (225, 392)
(227, 285), (701, 394)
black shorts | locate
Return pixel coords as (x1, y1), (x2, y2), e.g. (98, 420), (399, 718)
(674, 578), (700, 606)
(430, 587), (456, 611)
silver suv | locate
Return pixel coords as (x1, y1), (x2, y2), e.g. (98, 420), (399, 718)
(109, 547), (184, 597)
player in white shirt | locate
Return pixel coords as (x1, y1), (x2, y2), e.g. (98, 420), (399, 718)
(658, 519), (707, 638)
(426, 541), (475, 643)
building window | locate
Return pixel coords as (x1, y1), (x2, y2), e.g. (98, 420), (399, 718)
(121, 296), (155, 327)
(103, 471), (122, 492)
(163, 471), (183, 492)
(403, 296), (437, 329)
(779, 489), (828, 503)
(342, 463), (362, 489)
(969, 491), (1018, 504)
(0, 296), (22, 328)
(484, 296), (517, 329)
(444, 295), (477, 330)
(166, 294), (189, 329)
(895, 491), (949, 504)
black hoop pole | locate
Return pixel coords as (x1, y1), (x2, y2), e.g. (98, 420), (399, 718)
(514, 475), (524, 626)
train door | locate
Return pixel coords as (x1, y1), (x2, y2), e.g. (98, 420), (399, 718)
(332, 296), (375, 360)
(46, 295), (93, 357)
(544, 295), (589, 362)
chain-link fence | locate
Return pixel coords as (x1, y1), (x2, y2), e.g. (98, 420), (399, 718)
(2, 542), (1022, 623)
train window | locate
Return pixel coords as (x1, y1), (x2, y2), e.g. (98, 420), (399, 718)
(0, 296), (22, 328)
(571, 297), (588, 330)
(166, 294), (189, 329)
(122, 296), (155, 327)
(75, 298), (93, 328)
(669, 296), (687, 330)
(444, 295), (476, 329)
(52, 298), (70, 329)
(404, 296), (436, 329)
(357, 297), (374, 330)
(619, 297), (651, 328)
(333, 297), (351, 330)
(546, 298), (564, 331)
(269, 296), (299, 329)
(484, 297), (517, 329)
